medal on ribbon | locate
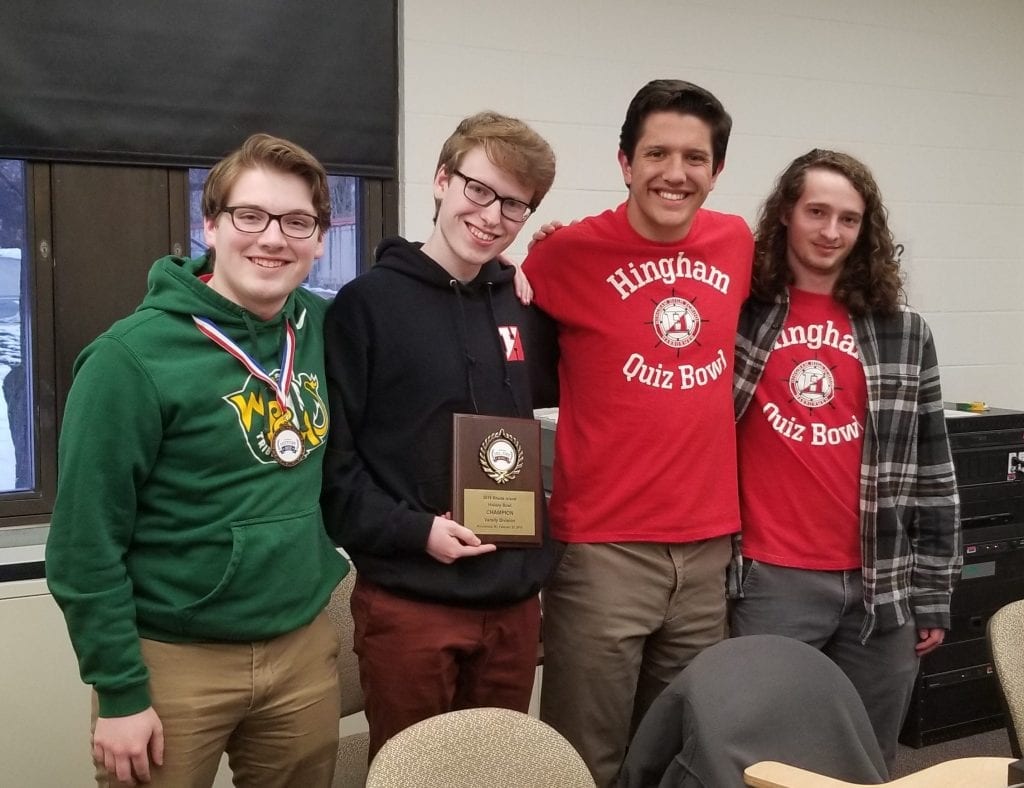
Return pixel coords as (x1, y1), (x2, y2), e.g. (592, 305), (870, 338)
(193, 315), (306, 467)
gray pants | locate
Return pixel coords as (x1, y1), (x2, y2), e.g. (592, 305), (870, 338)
(730, 560), (919, 770)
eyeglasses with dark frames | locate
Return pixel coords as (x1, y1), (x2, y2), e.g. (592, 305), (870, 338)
(221, 206), (321, 239)
(452, 171), (534, 222)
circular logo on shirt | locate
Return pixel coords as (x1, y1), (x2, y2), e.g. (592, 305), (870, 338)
(652, 297), (701, 349)
(479, 429), (524, 484)
(789, 360), (835, 408)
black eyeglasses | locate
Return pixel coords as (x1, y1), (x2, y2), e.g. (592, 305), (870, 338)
(221, 206), (320, 239)
(452, 171), (534, 222)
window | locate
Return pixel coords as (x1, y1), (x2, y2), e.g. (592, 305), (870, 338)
(0, 160), (34, 493)
(188, 170), (362, 298)
(0, 1), (397, 530)
(0, 162), (393, 527)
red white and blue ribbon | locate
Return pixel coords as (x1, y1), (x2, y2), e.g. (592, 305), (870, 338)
(192, 315), (297, 419)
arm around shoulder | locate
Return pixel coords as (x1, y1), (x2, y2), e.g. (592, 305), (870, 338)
(520, 226), (576, 316)
(525, 306), (559, 409)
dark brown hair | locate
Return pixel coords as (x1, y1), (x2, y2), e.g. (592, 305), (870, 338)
(619, 79), (732, 174)
(202, 133), (331, 232)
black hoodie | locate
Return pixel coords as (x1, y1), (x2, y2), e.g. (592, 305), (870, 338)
(322, 237), (559, 605)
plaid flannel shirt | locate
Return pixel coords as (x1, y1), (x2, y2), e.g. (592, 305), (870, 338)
(732, 293), (962, 640)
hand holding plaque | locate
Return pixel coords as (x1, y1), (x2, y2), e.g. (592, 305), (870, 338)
(451, 414), (542, 547)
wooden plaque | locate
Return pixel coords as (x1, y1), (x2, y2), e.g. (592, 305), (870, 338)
(451, 413), (542, 547)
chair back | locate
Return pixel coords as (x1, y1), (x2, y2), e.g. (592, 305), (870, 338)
(325, 567), (363, 717)
(987, 598), (1024, 758)
(365, 707), (596, 788)
(326, 566), (370, 788)
(621, 635), (887, 787)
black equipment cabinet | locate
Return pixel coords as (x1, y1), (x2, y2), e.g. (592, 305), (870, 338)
(900, 405), (1024, 747)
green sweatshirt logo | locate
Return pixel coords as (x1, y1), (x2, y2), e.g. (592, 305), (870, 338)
(224, 370), (328, 463)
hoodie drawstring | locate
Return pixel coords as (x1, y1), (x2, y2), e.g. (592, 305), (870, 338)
(449, 280), (523, 417)
(450, 280), (480, 414)
(485, 282), (524, 417)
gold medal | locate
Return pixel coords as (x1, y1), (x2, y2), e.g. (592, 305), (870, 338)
(193, 315), (307, 468)
(478, 429), (524, 484)
(270, 425), (305, 467)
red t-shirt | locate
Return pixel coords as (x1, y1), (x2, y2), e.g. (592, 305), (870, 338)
(737, 288), (866, 569)
(522, 204), (753, 543)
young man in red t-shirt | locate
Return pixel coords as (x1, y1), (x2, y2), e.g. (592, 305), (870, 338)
(731, 149), (961, 770)
(522, 80), (752, 787)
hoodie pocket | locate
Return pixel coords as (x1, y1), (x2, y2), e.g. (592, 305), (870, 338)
(180, 505), (339, 639)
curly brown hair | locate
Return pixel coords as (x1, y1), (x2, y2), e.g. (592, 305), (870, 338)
(751, 149), (903, 316)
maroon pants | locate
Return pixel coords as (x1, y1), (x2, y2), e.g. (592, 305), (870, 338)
(351, 577), (540, 760)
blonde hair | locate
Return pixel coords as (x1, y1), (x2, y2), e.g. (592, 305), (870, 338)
(433, 111), (556, 218)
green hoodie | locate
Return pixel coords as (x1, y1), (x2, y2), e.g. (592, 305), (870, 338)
(46, 254), (348, 717)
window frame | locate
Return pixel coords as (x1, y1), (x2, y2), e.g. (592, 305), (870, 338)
(0, 162), (58, 522)
(0, 162), (396, 527)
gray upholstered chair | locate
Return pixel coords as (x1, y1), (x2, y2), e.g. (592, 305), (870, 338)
(987, 598), (1024, 758)
(621, 635), (887, 788)
(364, 707), (596, 788)
(326, 567), (370, 788)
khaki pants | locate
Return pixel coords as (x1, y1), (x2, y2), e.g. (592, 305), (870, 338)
(93, 610), (341, 788)
(540, 538), (731, 788)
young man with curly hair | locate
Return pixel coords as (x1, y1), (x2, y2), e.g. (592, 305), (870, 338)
(729, 149), (961, 769)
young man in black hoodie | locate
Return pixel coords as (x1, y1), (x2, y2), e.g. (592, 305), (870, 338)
(321, 111), (559, 759)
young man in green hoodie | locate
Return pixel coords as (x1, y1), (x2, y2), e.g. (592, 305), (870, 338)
(46, 134), (350, 787)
